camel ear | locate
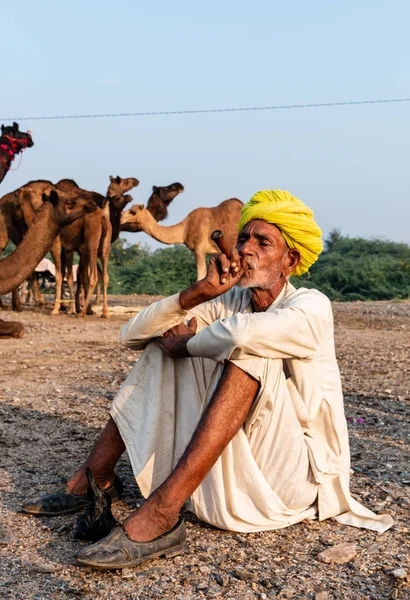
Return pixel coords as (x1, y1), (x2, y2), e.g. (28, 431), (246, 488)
(1, 125), (4, 133)
(109, 176), (115, 182)
(13, 122), (19, 130)
(116, 176), (121, 183)
(43, 190), (59, 206)
(152, 186), (159, 193)
(138, 204), (145, 211)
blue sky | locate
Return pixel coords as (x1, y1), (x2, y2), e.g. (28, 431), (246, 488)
(2, 1), (409, 249)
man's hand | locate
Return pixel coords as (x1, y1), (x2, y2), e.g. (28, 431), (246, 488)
(179, 247), (247, 311)
(155, 318), (197, 358)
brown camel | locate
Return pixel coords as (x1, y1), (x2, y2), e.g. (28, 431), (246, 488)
(120, 197), (243, 279)
(0, 177), (138, 316)
(74, 181), (184, 317)
(57, 176), (139, 318)
(0, 180), (63, 310)
(0, 179), (104, 312)
(0, 122), (33, 185)
(0, 190), (97, 337)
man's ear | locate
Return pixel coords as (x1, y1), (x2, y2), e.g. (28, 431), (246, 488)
(284, 249), (301, 276)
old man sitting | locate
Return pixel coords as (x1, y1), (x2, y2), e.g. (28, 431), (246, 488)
(23, 190), (393, 569)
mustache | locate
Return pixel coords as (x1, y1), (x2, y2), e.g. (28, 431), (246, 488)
(243, 257), (258, 270)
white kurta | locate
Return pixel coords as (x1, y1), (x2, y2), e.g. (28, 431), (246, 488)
(111, 282), (393, 533)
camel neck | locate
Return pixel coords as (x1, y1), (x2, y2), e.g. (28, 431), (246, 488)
(109, 205), (123, 243)
(0, 203), (60, 295)
(143, 214), (188, 245)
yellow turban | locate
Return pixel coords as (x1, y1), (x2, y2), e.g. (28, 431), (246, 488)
(238, 189), (323, 276)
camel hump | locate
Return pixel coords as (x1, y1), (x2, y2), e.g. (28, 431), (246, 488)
(220, 197), (243, 206)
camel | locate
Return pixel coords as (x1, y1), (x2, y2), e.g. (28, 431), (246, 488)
(74, 181), (184, 317)
(120, 197), (243, 279)
(0, 179), (104, 312)
(0, 189), (97, 337)
(0, 122), (34, 184)
(0, 176), (138, 316)
(56, 176), (139, 318)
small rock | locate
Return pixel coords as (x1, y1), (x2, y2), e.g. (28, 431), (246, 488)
(232, 568), (254, 581)
(315, 592), (329, 600)
(206, 587), (222, 597)
(122, 568), (134, 578)
(279, 586), (295, 598)
(391, 568), (407, 579)
(197, 582), (208, 590)
(199, 565), (211, 574)
(215, 573), (229, 587)
(317, 542), (357, 564)
(31, 562), (55, 574)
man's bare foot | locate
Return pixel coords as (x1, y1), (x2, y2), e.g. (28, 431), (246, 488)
(124, 501), (179, 542)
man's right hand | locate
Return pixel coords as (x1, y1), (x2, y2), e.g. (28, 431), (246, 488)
(179, 247), (247, 311)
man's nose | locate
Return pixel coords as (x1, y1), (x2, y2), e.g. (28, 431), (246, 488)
(238, 238), (254, 255)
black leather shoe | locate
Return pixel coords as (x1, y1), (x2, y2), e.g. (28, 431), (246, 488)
(21, 475), (124, 516)
(76, 518), (186, 570)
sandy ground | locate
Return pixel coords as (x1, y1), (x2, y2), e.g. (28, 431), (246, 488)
(0, 296), (409, 600)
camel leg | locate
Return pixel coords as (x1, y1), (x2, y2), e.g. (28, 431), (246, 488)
(75, 259), (84, 314)
(31, 274), (46, 306)
(51, 239), (62, 315)
(12, 287), (22, 312)
(195, 251), (208, 281)
(65, 251), (76, 315)
(100, 242), (110, 319)
(0, 318), (24, 338)
(20, 280), (28, 304)
(79, 251), (99, 318)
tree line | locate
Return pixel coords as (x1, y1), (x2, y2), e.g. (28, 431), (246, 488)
(109, 229), (410, 301)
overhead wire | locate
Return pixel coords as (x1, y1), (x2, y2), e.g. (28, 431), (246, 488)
(1, 97), (409, 122)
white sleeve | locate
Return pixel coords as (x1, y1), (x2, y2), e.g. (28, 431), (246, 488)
(186, 292), (331, 362)
(119, 293), (189, 350)
(119, 293), (224, 350)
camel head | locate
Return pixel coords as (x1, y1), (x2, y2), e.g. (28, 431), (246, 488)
(108, 175), (140, 198)
(42, 189), (98, 225)
(120, 204), (150, 232)
(147, 182), (184, 222)
(1, 121), (34, 148)
(110, 193), (133, 213)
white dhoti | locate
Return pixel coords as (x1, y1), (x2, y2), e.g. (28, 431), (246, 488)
(111, 343), (318, 533)
(112, 285), (394, 534)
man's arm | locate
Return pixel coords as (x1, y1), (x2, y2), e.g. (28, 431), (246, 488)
(119, 248), (245, 352)
(187, 290), (332, 362)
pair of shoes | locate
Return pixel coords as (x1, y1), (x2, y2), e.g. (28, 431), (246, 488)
(21, 475), (124, 516)
(76, 517), (186, 570)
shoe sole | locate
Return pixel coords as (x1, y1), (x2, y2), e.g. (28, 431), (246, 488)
(21, 495), (121, 517)
(21, 504), (89, 516)
(76, 542), (187, 570)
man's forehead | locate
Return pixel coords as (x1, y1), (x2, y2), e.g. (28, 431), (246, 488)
(241, 219), (282, 238)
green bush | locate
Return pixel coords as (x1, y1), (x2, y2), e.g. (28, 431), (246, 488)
(292, 229), (410, 300)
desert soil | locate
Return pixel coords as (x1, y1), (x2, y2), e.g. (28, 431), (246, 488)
(0, 296), (409, 600)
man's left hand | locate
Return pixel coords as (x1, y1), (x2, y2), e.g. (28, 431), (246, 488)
(155, 318), (197, 358)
